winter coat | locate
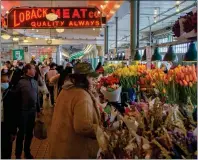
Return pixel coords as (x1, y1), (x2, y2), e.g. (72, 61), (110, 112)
(15, 75), (40, 112)
(49, 74), (60, 102)
(49, 80), (100, 159)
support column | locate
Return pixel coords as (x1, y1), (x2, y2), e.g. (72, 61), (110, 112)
(104, 25), (109, 55)
(115, 17), (118, 59)
(24, 46), (30, 63)
(92, 46), (98, 69)
(130, 1), (137, 59)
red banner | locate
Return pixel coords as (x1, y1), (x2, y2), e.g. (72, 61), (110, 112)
(7, 7), (103, 29)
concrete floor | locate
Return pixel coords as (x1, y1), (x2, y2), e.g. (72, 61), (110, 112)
(11, 98), (53, 159)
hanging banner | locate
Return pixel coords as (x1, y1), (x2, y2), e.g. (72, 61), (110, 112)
(7, 7), (103, 29)
(12, 49), (24, 60)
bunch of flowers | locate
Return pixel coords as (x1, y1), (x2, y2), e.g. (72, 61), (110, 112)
(183, 11), (197, 33)
(103, 63), (122, 75)
(96, 98), (197, 159)
(172, 20), (181, 37)
(114, 65), (139, 89)
(98, 75), (120, 92)
(174, 65), (197, 104)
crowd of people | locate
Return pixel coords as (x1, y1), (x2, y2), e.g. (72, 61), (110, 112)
(1, 57), (105, 159)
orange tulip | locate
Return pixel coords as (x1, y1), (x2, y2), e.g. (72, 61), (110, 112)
(183, 80), (188, 86)
(179, 80), (183, 86)
(189, 75), (193, 81)
(185, 75), (190, 82)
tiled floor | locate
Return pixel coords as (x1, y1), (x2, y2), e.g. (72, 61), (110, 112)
(11, 99), (53, 159)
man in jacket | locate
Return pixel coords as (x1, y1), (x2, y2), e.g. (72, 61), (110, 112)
(15, 63), (41, 159)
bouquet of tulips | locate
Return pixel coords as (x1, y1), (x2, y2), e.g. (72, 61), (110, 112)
(174, 65), (197, 105)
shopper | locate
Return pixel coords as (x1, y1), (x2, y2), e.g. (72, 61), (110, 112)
(46, 63), (58, 106)
(15, 63), (41, 159)
(95, 62), (104, 74)
(50, 66), (73, 102)
(35, 66), (45, 109)
(10, 62), (24, 87)
(1, 72), (17, 159)
(49, 62), (100, 159)
(63, 58), (69, 69)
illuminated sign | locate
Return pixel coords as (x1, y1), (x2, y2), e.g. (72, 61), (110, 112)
(7, 7), (103, 29)
(1, 15), (7, 28)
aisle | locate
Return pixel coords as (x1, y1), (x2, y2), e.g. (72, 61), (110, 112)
(11, 98), (54, 159)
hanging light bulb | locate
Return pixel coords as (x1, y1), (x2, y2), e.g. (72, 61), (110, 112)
(154, 16), (157, 23)
(46, 12), (58, 21)
(13, 37), (19, 41)
(176, 6), (180, 12)
(56, 29), (64, 33)
(176, 1), (180, 5)
(115, 4), (120, 9)
(1, 34), (11, 40)
(154, 8), (157, 15)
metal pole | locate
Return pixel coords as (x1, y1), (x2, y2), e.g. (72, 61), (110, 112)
(130, 0), (137, 59)
(137, 0), (140, 48)
(106, 25), (109, 54)
(115, 17), (118, 59)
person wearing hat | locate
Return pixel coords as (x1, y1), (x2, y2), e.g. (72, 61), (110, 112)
(49, 62), (100, 159)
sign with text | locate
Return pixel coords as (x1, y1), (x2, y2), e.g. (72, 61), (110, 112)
(7, 7), (103, 29)
(13, 49), (24, 60)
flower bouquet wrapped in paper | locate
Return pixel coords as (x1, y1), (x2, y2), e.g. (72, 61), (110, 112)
(98, 75), (121, 102)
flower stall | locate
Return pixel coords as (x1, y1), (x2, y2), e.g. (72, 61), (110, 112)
(96, 62), (197, 159)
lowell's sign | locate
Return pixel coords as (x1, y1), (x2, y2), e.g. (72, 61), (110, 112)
(7, 7), (103, 29)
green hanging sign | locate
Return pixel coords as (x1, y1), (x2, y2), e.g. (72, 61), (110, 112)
(12, 49), (24, 60)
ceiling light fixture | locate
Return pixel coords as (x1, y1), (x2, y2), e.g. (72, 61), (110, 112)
(176, 6), (180, 12)
(36, 37), (38, 40)
(6, 11), (9, 14)
(13, 37), (19, 41)
(23, 39), (28, 43)
(46, 12), (58, 21)
(110, 10), (115, 14)
(56, 29), (64, 33)
(1, 34), (11, 40)
(115, 4), (120, 9)
(32, 29), (35, 31)
(154, 8), (157, 15)
(1, 5), (4, 9)
(176, 1), (180, 5)
(93, 28), (95, 31)
(36, 29), (39, 32)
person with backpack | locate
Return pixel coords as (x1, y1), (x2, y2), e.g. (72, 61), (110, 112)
(1, 72), (19, 159)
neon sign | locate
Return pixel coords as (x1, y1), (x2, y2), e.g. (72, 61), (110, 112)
(7, 7), (104, 29)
